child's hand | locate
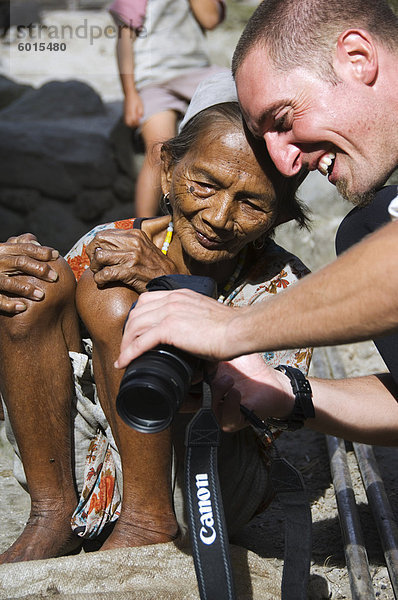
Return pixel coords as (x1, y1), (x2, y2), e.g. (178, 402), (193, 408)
(124, 91), (144, 128)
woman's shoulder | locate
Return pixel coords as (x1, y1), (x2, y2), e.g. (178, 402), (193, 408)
(64, 216), (168, 282)
(64, 217), (137, 281)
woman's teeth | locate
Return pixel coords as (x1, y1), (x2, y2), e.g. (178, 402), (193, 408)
(318, 152), (336, 176)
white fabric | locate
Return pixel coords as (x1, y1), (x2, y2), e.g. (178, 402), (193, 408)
(388, 192), (398, 220)
(178, 70), (237, 131)
(0, 543), (283, 599)
(133, 0), (211, 89)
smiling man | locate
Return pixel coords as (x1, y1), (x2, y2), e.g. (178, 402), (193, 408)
(117, 0), (398, 444)
(232, 0), (398, 207)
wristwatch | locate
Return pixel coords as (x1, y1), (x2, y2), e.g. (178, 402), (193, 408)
(266, 365), (315, 431)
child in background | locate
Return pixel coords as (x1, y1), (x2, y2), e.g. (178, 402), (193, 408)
(109, 0), (227, 217)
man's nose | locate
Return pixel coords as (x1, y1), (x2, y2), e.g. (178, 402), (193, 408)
(264, 131), (303, 177)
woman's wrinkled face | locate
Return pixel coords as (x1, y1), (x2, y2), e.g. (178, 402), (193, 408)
(163, 123), (278, 264)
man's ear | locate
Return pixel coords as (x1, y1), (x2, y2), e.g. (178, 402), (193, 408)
(333, 29), (378, 85)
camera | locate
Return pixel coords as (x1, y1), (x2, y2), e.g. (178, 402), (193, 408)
(116, 274), (217, 434)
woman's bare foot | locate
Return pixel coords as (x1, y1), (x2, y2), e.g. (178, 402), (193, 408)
(0, 503), (81, 564)
(100, 512), (179, 550)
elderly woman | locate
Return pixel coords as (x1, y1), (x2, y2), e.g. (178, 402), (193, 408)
(0, 74), (311, 563)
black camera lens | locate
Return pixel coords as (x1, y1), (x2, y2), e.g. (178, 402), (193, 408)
(116, 346), (197, 433)
(116, 274), (217, 434)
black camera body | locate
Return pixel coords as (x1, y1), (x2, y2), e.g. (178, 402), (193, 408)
(116, 274), (217, 433)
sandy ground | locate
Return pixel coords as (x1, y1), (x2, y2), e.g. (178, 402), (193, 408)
(1, 6), (398, 599)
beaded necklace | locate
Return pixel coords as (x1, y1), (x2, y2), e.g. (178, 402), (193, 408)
(161, 221), (174, 254)
(217, 246), (247, 303)
(160, 221), (247, 303)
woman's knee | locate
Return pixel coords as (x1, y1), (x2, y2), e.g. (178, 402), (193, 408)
(0, 258), (76, 342)
(76, 269), (135, 345)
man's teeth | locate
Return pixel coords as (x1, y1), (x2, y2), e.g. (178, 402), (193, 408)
(318, 152), (336, 176)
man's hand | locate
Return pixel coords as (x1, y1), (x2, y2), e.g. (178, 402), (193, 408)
(86, 229), (179, 293)
(211, 354), (294, 432)
(115, 288), (242, 368)
(0, 233), (59, 314)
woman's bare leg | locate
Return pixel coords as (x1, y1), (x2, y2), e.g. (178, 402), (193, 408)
(76, 271), (178, 548)
(0, 258), (81, 563)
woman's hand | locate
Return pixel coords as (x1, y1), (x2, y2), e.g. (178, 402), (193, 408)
(86, 229), (179, 293)
(0, 233), (59, 314)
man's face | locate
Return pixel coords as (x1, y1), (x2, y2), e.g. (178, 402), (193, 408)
(235, 46), (394, 205)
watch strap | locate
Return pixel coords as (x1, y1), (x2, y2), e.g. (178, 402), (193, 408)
(267, 365), (315, 431)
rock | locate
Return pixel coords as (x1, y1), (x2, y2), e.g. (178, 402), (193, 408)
(0, 1), (9, 37)
(0, 80), (106, 121)
(0, 82), (122, 196)
(25, 199), (88, 255)
(110, 116), (136, 176)
(8, 0), (41, 28)
(53, 123), (117, 189)
(101, 204), (135, 224)
(0, 0), (41, 37)
(0, 78), (134, 249)
(0, 187), (42, 214)
(74, 189), (116, 222)
(0, 118), (118, 195)
(113, 173), (134, 203)
(0, 206), (24, 240)
(0, 76), (32, 111)
(0, 127), (80, 199)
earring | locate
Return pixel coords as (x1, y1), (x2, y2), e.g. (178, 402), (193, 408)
(162, 192), (173, 215)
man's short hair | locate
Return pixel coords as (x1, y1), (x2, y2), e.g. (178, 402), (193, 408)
(232, 0), (398, 83)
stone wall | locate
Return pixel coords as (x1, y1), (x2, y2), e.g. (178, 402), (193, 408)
(0, 76), (137, 254)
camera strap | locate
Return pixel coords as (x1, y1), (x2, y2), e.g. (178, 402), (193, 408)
(269, 457), (312, 599)
(185, 382), (312, 600)
(185, 380), (236, 600)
